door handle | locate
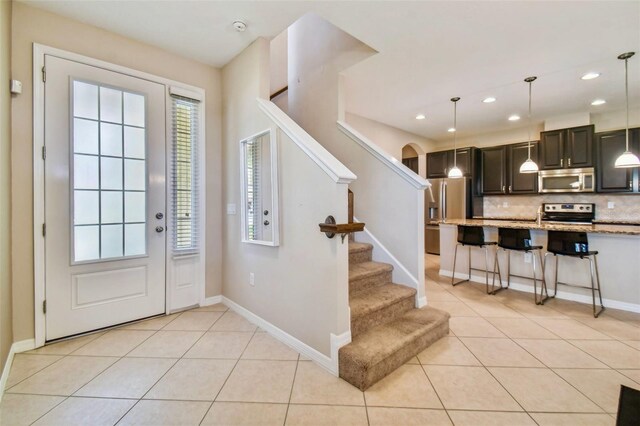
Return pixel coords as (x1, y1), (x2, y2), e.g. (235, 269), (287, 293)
(560, 158), (563, 167)
(568, 158), (571, 167)
(155, 226), (164, 233)
(263, 220), (270, 226)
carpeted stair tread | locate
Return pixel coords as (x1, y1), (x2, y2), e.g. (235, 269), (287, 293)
(349, 242), (374, 264)
(350, 283), (416, 319)
(339, 307), (450, 391)
(349, 261), (392, 282)
(348, 242), (373, 254)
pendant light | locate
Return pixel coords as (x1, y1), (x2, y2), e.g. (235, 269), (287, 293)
(448, 97), (463, 179)
(519, 76), (539, 173)
(614, 52), (640, 168)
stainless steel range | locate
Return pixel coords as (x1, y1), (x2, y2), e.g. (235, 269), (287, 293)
(542, 203), (596, 224)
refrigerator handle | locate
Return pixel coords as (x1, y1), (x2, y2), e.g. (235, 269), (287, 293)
(442, 181), (447, 222)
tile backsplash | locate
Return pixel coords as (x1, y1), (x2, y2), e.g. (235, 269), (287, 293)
(483, 194), (640, 222)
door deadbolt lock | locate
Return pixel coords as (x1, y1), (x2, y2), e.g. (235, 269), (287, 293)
(263, 210), (269, 216)
(155, 226), (164, 233)
(263, 220), (270, 226)
(156, 213), (164, 219)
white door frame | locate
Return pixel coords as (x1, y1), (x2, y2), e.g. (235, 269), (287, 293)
(33, 44), (207, 347)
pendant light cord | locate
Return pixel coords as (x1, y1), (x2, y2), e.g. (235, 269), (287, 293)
(453, 100), (457, 168)
(625, 57), (630, 151)
(527, 80), (532, 159)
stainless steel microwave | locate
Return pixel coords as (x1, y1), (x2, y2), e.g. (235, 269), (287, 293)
(538, 168), (595, 193)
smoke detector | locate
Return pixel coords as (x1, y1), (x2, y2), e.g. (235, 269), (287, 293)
(233, 20), (247, 32)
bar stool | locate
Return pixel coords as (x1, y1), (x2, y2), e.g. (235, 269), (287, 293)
(544, 231), (604, 318)
(451, 225), (500, 294)
(492, 228), (549, 304)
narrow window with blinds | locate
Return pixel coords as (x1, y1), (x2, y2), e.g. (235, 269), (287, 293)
(171, 95), (200, 254)
(240, 129), (279, 246)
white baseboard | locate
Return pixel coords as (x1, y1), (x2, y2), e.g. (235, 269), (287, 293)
(201, 295), (223, 306)
(221, 297), (346, 376)
(1, 339), (36, 402)
(354, 218), (419, 291)
(439, 269), (640, 313)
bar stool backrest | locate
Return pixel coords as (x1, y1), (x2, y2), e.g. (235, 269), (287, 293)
(547, 231), (589, 255)
(457, 226), (486, 246)
(498, 228), (533, 250)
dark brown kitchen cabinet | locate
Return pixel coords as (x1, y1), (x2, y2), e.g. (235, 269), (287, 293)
(426, 148), (474, 178)
(402, 157), (419, 174)
(426, 150), (449, 178)
(596, 128), (639, 193)
(540, 125), (594, 169)
(508, 142), (539, 194)
(480, 146), (507, 194)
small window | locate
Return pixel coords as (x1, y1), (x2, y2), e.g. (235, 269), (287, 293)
(240, 129), (279, 246)
(170, 95), (200, 255)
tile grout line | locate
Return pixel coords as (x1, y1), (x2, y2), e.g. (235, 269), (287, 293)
(416, 355), (455, 425)
(198, 313), (258, 426)
(282, 353), (301, 426)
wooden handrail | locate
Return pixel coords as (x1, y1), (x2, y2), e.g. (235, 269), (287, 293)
(270, 86), (288, 100)
(319, 215), (364, 243)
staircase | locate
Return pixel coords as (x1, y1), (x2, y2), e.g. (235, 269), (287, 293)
(339, 242), (450, 390)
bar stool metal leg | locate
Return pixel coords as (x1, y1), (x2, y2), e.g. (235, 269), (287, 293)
(536, 250), (550, 305)
(589, 256), (605, 318)
(489, 247), (506, 295)
(452, 243), (472, 287)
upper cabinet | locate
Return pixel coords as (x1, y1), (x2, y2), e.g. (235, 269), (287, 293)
(402, 157), (419, 174)
(480, 146), (507, 195)
(596, 128), (640, 193)
(426, 148), (474, 179)
(540, 125), (594, 170)
(508, 142), (539, 194)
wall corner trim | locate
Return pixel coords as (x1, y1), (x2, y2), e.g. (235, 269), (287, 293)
(257, 98), (356, 184)
(221, 296), (339, 375)
(337, 120), (430, 190)
(330, 330), (351, 376)
(0, 339), (37, 401)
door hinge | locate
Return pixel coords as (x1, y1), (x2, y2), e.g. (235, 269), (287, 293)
(42, 300), (47, 314)
(42, 223), (46, 237)
(42, 146), (46, 160)
(42, 66), (46, 83)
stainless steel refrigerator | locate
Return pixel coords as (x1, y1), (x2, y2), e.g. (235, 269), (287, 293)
(425, 178), (470, 255)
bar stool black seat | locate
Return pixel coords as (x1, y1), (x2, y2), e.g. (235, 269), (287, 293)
(492, 228), (549, 304)
(544, 231), (604, 317)
(451, 225), (500, 294)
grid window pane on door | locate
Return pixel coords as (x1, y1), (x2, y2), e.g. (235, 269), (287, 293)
(171, 95), (200, 254)
(244, 137), (263, 241)
(71, 80), (147, 262)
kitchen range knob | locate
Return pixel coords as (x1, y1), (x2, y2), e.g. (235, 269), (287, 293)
(155, 226), (164, 233)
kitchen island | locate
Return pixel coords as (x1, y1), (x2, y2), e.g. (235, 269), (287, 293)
(438, 220), (640, 312)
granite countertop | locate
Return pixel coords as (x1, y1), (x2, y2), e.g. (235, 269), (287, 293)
(441, 218), (640, 236)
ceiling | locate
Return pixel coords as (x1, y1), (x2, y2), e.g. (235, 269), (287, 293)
(22, 1), (640, 142)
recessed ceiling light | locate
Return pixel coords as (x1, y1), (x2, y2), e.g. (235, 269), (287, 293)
(482, 97), (497, 103)
(448, 127), (456, 133)
(581, 72), (600, 80)
(415, 114), (426, 120)
(591, 99), (606, 106)
(508, 115), (521, 121)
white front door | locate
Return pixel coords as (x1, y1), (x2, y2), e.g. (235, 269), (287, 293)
(44, 55), (167, 340)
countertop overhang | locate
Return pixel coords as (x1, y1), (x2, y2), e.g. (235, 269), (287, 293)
(439, 219), (640, 236)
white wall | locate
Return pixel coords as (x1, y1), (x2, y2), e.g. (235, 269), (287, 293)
(345, 112), (435, 177)
(221, 38), (351, 357)
(287, 14), (426, 300)
(270, 30), (287, 95)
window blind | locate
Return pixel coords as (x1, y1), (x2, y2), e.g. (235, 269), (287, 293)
(246, 137), (262, 241)
(171, 95), (200, 254)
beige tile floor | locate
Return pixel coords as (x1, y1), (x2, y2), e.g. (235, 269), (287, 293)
(2, 255), (639, 425)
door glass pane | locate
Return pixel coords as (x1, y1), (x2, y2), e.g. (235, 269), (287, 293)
(101, 224), (123, 258)
(125, 159), (145, 190)
(124, 126), (145, 159)
(74, 226), (100, 262)
(124, 92), (145, 127)
(74, 118), (99, 155)
(71, 80), (148, 262)
(100, 123), (123, 157)
(125, 224), (146, 256)
(74, 190), (99, 225)
(101, 157), (123, 190)
(124, 191), (145, 223)
(74, 155), (99, 189)
(101, 191), (123, 224)
(73, 81), (98, 120)
(100, 87), (122, 123)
